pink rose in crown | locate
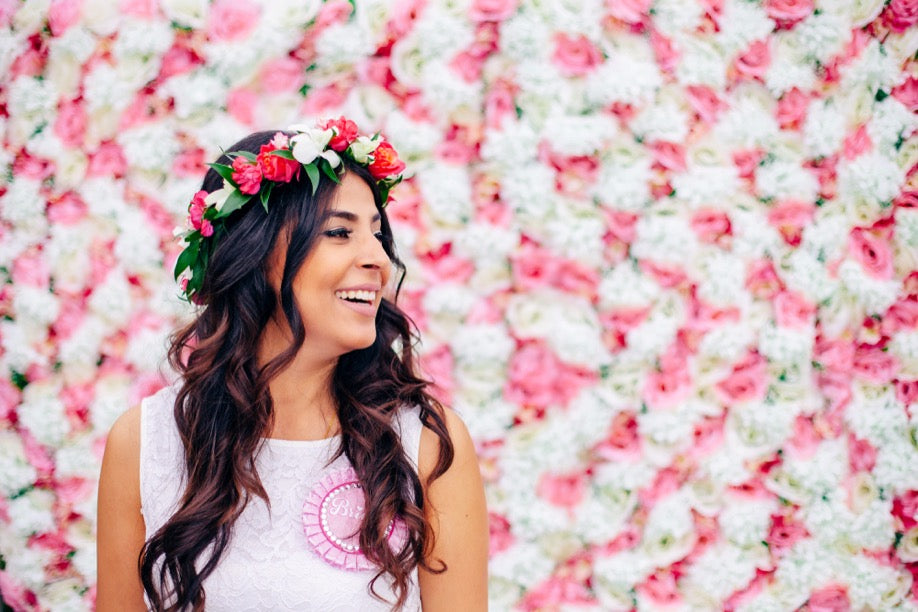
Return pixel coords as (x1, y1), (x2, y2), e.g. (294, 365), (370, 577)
(552, 33), (602, 77)
(368, 142), (406, 179)
(321, 116), (359, 152)
(257, 141), (300, 183)
(231, 157), (262, 194)
(188, 190), (207, 230)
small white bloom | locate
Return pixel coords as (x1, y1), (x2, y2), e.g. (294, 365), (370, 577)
(18, 380), (68, 448)
(205, 180), (235, 212)
(0, 430), (38, 497)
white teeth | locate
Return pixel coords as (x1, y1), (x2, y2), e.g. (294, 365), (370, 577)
(335, 290), (376, 303)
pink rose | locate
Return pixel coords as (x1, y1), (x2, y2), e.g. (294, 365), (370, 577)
(881, 0), (918, 33)
(805, 155), (838, 200)
(158, 43), (202, 80)
(53, 297), (86, 342)
(848, 433), (877, 472)
(258, 56), (303, 93)
(54, 99), (87, 147)
(518, 576), (594, 610)
(0, 379), (21, 422)
(504, 342), (594, 409)
(418, 242), (474, 284)
(649, 140), (686, 172)
(767, 200), (814, 246)
(301, 84), (348, 115)
(48, 0), (82, 36)
(733, 148), (765, 180)
(848, 227), (893, 279)
(764, 0), (814, 27)
(10, 46), (44, 78)
(807, 584), (850, 612)
(315, 0), (352, 30)
(12, 251), (51, 289)
(120, 0), (158, 17)
(0, 572), (35, 611)
(787, 414), (822, 458)
(842, 124), (872, 160)
(637, 571), (681, 607)
(852, 344), (898, 383)
(552, 33), (602, 77)
(537, 470), (587, 508)
(227, 87), (258, 126)
(607, 0), (652, 24)
(188, 190), (207, 230)
(735, 40), (770, 80)
(207, 0), (260, 41)
(87, 142), (127, 178)
(419, 345), (454, 405)
(603, 209), (639, 243)
(13, 154), (53, 180)
(639, 259), (687, 288)
(199, 219), (214, 237)
(893, 491), (918, 530)
(775, 87), (809, 129)
(554, 259), (599, 300)
(643, 363), (692, 409)
(511, 242), (558, 290)
(650, 30), (679, 74)
(767, 513), (809, 554)
(773, 290), (815, 329)
(257, 142), (300, 183)
(172, 148), (205, 178)
(892, 76), (918, 113)
(320, 116), (360, 152)
(690, 209), (732, 244)
(881, 297), (918, 335)
(368, 141), (406, 179)
(686, 85), (726, 124)
(488, 512), (514, 555)
(485, 79), (516, 129)
(638, 469), (680, 507)
(896, 379), (918, 406)
(470, 0), (517, 21)
(451, 49), (485, 82)
(716, 352), (767, 404)
(595, 410), (640, 461)
(232, 157), (263, 194)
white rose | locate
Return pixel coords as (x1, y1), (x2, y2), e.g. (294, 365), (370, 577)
(417, 164), (473, 228)
(897, 526), (918, 563)
(585, 48), (661, 107)
(0, 320), (48, 373)
(0, 430), (38, 496)
(19, 380), (69, 447)
(13, 0), (51, 34)
(160, 0), (208, 28)
(8, 488), (56, 537)
(675, 34), (728, 89)
(765, 31), (818, 95)
(713, 90), (780, 149)
(629, 95), (691, 142)
(716, 0), (774, 53)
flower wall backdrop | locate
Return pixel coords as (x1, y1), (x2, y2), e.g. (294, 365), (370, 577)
(1, 0), (917, 609)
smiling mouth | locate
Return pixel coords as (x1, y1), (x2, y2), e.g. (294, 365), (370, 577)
(335, 290), (377, 304)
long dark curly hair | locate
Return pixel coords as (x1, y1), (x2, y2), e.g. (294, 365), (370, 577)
(139, 131), (454, 610)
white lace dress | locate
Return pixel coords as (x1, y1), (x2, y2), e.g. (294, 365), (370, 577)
(139, 385), (423, 611)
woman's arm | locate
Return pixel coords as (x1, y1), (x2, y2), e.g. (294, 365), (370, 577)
(418, 408), (488, 611)
(96, 405), (148, 611)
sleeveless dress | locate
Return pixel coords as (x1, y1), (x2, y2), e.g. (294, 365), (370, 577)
(139, 384), (423, 611)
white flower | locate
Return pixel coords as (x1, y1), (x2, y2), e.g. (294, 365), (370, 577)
(716, 1), (775, 54)
(584, 40), (661, 107)
(481, 119), (539, 167)
(803, 99), (846, 158)
(598, 262), (660, 309)
(8, 488), (56, 538)
(682, 542), (762, 606)
(88, 268), (133, 330)
(114, 208), (164, 277)
(0, 320), (48, 373)
(421, 283), (477, 343)
(695, 249), (747, 307)
(631, 212), (698, 263)
(641, 491), (697, 565)
(19, 380), (69, 448)
(161, 70), (227, 121)
(344, 135), (377, 164)
(672, 163), (741, 207)
(205, 179), (235, 212)
(112, 18), (174, 61)
(838, 260), (899, 315)
(540, 112), (617, 156)
(675, 34), (729, 89)
(765, 31), (818, 95)
(160, 0), (208, 29)
(498, 12), (551, 63)
(417, 164), (473, 228)
(124, 324), (171, 373)
(543, 203), (605, 266)
(713, 91), (781, 149)
(629, 96), (691, 142)
(838, 152), (905, 218)
(651, 0), (704, 37)
(0, 430), (38, 497)
(12, 285), (60, 332)
(795, 10), (851, 63)
(755, 158), (820, 203)
(840, 39), (903, 96)
(5, 76), (56, 144)
(898, 526), (918, 563)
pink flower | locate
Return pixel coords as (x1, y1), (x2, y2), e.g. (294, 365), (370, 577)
(54, 99), (87, 147)
(188, 190), (207, 230)
(0, 571), (35, 611)
(320, 116), (360, 152)
(120, 0), (158, 17)
(517, 576), (595, 610)
(807, 584), (850, 612)
(199, 219), (214, 238)
(881, 0), (918, 33)
(207, 0), (260, 41)
(488, 512), (514, 555)
(892, 76), (918, 113)
(48, 0), (82, 36)
(650, 29), (679, 73)
(158, 43), (202, 80)
(470, 0), (517, 22)
(881, 297), (918, 335)
(848, 433), (877, 472)
(172, 148), (205, 178)
(0, 379), (21, 422)
(896, 379), (918, 406)
(53, 297), (86, 341)
(842, 124), (872, 160)
(485, 79), (516, 129)
(849, 227), (893, 279)
(504, 342), (594, 409)
(607, 0), (652, 24)
(637, 571), (682, 607)
(767, 513), (809, 554)
(716, 352), (767, 404)
(733, 148), (765, 179)
(787, 415), (822, 458)
(735, 40), (770, 80)
(537, 470), (587, 508)
(649, 141), (686, 172)
(773, 290), (815, 329)
(767, 200), (814, 246)
(419, 345), (454, 406)
(764, 0), (814, 27)
(852, 344), (898, 383)
(87, 142), (127, 177)
(552, 33), (602, 77)
(231, 157), (263, 194)
(639, 260), (687, 288)
(690, 209), (732, 244)
(686, 86), (727, 124)
(258, 143), (300, 183)
(775, 87), (809, 129)
(643, 363), (692, 409)
(368, 141), (406, 179)
(227, 87), (258, 126)
(595, 410), (641, 460)
(12, 251), (51, 289)
(511, 242), (558, 290)
(258, 56), (303, 93)
(451, 49), (485, 82)
(418, 242), (474, 284)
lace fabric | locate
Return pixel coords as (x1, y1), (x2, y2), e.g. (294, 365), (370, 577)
(139, 385), (422, 611)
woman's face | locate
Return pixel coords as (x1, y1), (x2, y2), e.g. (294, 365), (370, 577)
(271, 172), (392, 360)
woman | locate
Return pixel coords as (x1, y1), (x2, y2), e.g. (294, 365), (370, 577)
(96, 118), (488, 611)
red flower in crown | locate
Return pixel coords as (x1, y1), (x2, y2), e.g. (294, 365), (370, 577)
(188, 189), (207, 230)
(368, 141), (405, 180)
(257, 134), (300, 183)
(321, 116), (359, 152)
(232, 157), (263, 194)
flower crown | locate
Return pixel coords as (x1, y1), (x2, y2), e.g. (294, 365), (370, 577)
(173, 117), (405, 302)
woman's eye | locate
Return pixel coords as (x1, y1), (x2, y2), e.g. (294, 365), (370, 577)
(324, 228), (352, 239)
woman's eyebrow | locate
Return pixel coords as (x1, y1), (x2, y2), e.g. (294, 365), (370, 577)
(325, 210), (382, 223)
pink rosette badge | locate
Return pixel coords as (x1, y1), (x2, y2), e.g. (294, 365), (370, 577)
(302, 467), (407, 571)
